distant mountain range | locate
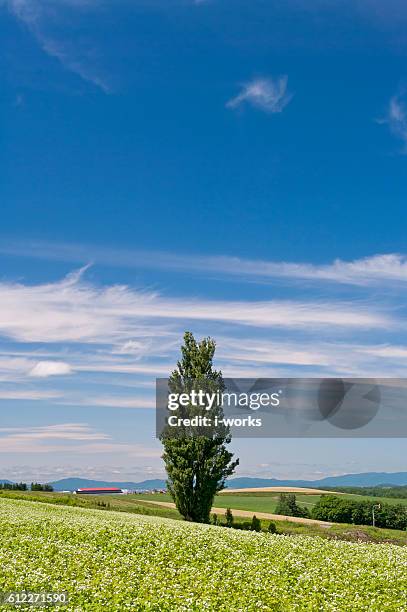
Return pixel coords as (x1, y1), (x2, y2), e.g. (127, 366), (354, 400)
(224, 472), (407, 489)
(2, 473), (406, 491)
(46, 472), (407, 491)
(48, 478), (167, 491)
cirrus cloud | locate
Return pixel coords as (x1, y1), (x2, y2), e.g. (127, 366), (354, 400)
(383, 94), (407, 151)
(6, 241), (407, 287)
(0, 268), (392, 348)
(3, 0), (110, 92)
(227, 76), (292, 114)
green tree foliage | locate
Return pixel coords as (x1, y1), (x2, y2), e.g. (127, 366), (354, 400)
(30, 483), (54, 492)
(0, 482), (27, 491)
(268, 521), (277, 534)
(312, 495), (407, 530)
(275, 493), (309, 518)
(251, 515), (261, 532)
(160, 332), (239, 523)
(225, 507), (234, 527)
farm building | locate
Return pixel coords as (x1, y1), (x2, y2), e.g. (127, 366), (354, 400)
(74, 487), (123, 495)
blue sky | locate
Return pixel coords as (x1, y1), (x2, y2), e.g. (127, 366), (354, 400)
(1, 0), (407, 482)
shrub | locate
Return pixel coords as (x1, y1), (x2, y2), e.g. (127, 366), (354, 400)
(225, 507), (234, 527)
(232, 521), (252, 530)
(251, 515), (261, 532)
(268, 521), (277, 534)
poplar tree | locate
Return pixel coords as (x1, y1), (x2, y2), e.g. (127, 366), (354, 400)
(160, 332), (239, 523)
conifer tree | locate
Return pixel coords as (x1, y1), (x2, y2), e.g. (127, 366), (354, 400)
(160, 332), (239, 523)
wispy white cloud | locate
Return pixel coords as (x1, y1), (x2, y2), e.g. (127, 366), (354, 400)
(0, 423), (109, 442)
(0, 265), (397, 408)
(218, 338), (334, 367)
(0, 422), (162, 456)
(380, 94), (407, 151)
(227, 76), (292, 113)
(0, 348), (173, 382)
(115, 340), (150, 356)
(0, 389), (61, 401)
(64, 395), (156, 409)
(4, 0), (110, 92)
(28, 360), (73, 378)
(0, 354), (76, 383)
(216, 338), (407, 377)
(4, 336), (407, 388)
(4, 240), (407, 287)
(1, 462), (165, 483)
(356, 344), (407, 359)
(0, 356), (34, 381)
(0, 269), (391, 349)
(75, 361), (174, 376)
(0, 256), (406, 416)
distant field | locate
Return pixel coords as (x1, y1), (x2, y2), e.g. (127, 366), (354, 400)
(1, 498), (406, 610)
(135, 489), (407, 514)
(136, 492), (285, 514)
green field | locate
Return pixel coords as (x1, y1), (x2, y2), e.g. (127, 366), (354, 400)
(220, 490), (407, 508)
(135, 490), (407, 513)
(0, 498), (406, 611)
(135, 492), (285, 513)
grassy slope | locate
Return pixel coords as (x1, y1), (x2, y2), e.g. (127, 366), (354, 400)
(1, 490), (406, 546)
(0, 490), (180, 520)
(0, 498), (406, 611)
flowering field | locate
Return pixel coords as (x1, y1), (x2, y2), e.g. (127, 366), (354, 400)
(0, 499), (405, 611)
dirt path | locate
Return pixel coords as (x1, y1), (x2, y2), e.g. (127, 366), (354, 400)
(136, 499), (333, 527)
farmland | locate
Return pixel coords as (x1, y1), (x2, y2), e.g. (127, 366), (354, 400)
(0, 498), (406, 611)
(1, 489), (406, 545)
(135, 489), (407, 513)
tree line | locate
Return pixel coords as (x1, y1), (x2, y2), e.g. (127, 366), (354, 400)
(0, 483), (53, 491)
(321, 486), (407, 499)
(311, 495), (407, 530)
(270, 493), (407, 530)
